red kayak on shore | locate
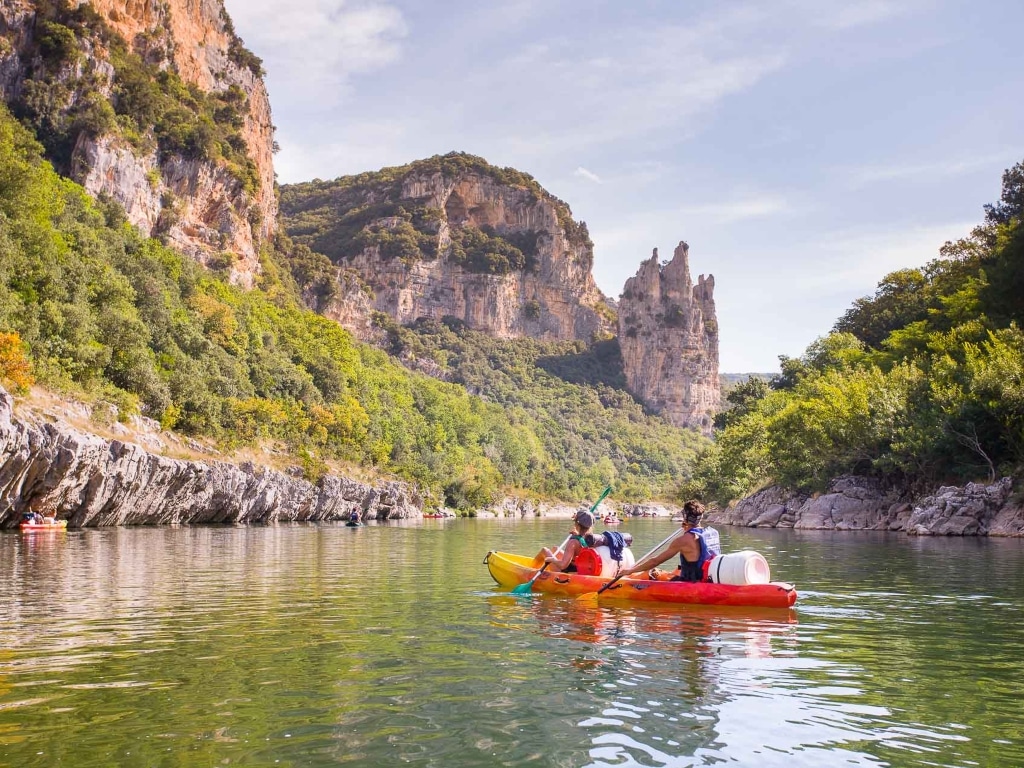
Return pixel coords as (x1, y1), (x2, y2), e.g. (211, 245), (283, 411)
(484, 551), (797, 608)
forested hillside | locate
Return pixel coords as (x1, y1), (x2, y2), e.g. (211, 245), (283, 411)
(689, 162), (1024, 503)
(374, 315), (705, 500)
(0, 106), (703, 508)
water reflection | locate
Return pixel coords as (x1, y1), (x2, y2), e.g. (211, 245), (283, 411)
(485, 596), (832, 766)
(2, 524), (1024, 767)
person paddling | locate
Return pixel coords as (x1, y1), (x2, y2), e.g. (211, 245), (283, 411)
(536, 510), (595, 573)
(618, 501), (721, 582)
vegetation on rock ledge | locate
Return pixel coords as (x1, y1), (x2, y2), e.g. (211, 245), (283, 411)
(280, 152), (591, 274)
(13, 1), (259, 195)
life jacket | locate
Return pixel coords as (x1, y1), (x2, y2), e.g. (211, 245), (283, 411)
(702, 527), (722, 556)
(566, 534), (592, 574)
(677, 527), (719, 582)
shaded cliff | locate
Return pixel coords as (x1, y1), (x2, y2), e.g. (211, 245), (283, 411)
(0, 0), (276, 286)
(0, 387), (421, 527)
(280, 153), (615, 342)
(618, 241), (720, 432)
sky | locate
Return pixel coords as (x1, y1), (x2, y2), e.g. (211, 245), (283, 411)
(225, 0), (1024, 372)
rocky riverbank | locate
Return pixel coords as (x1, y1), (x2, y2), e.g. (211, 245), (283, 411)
(708, 475), (1024, 537)
(0, 388), (421, 528)
(6, 381), (1020, 535)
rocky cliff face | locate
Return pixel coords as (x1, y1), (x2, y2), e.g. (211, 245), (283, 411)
(708, 475), (1024, 536)
(617, 241), (720, 432)
(0, 388), (422, 527)
(281, 156), (614, 342)
(0, 0), (276, 287)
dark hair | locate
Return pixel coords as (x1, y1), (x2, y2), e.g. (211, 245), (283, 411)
(573, 510), (595, 529)
(683, 500), (705, 524)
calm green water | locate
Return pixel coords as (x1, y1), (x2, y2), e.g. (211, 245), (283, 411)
(2, 520), (1023, 767)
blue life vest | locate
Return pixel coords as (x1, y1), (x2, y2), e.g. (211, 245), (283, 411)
(701, 527), (722, 556)
(677, 527), (720, 582)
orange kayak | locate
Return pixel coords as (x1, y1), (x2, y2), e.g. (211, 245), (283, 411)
(19, 520), (68, 532)
(484, 551), (797, 608)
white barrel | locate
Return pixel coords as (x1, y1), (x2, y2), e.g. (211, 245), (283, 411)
(707, 550), (771, 585)
(593, 546), (635, 578)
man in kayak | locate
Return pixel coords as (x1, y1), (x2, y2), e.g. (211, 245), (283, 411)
(536, 510), (595, 572)
(618, 501), (721, 582)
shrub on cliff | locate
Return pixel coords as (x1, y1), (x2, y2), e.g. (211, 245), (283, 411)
(0, 332), (34, 394)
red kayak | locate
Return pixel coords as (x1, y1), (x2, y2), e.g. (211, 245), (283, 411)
(485, 551), (797, 608)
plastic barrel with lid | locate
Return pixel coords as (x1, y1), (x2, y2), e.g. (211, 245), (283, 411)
(707, 550), (771, 585)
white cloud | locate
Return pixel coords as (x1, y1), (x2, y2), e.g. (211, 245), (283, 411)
(678, 195), (792, 225)
(797, 0), (917, 30)
(224, 0), (407, 106)
(822, 1), (903, 29)
(846, 153), (1017, 187)
(800, 221), (977, 290)
(274, 118), (413, 182)
(448, 6), (788, 161)
(574, 166), (602, 184)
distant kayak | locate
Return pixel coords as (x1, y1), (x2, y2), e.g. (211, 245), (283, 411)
(603, 517), (620, 526)
(345, 521), (362, 527)
(484, 551), (797, 609)
(20, 520), (68, 532)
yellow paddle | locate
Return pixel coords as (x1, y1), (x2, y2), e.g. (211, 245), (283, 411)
(511, 486), (612, 595)
(576, 527), (684, 602)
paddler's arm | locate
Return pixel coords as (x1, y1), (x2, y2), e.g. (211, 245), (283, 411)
(619, 538), (685, 577)
(544, 539), (580, 572)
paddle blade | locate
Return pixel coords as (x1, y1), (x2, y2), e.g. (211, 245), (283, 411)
(575, 591), (599, 603)
(510, 581), (535, 595)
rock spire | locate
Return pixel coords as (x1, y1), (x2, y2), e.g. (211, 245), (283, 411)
(617, 241), (720, 433)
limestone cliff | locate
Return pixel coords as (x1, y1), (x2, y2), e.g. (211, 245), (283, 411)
(0, 0), (276, 286)
(707, 475), (1024, 537)
(0, 388), (421, 527)
(618, 241), (720, 432)
(280, 154), (614, 342)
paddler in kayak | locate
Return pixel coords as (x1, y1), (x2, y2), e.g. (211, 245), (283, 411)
(536, 510), (595, 572)
(618, 500), (721, 582)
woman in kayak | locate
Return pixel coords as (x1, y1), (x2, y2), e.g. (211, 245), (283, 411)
(536, 510), (595, 572)
(618, 501), (721, 582)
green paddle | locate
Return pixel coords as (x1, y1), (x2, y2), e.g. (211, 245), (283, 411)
(511, 485), (612, 595)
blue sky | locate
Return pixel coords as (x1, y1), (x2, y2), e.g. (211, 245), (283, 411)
(226, 0), (1024, 372)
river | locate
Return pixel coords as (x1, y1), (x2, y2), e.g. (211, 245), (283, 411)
(1, 519), (1022, 767)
